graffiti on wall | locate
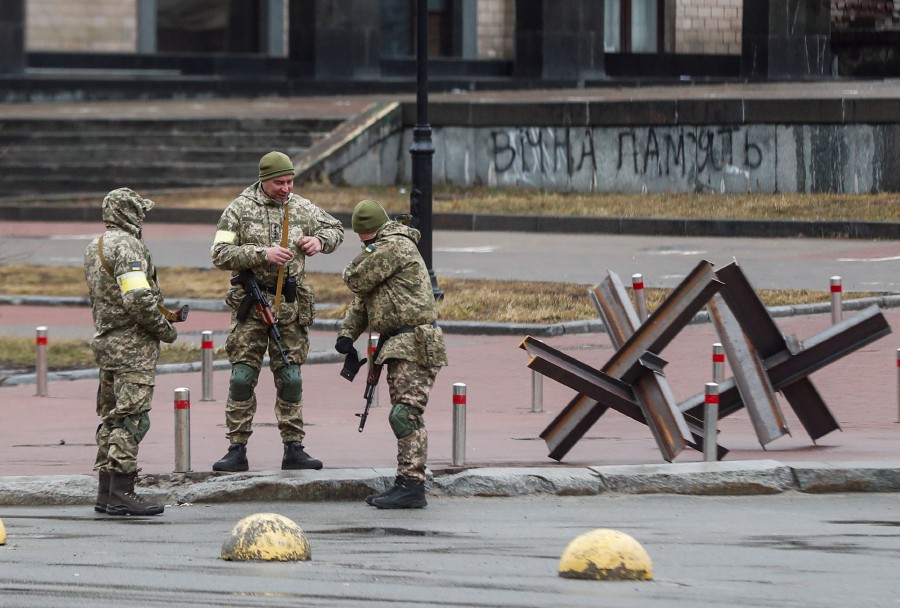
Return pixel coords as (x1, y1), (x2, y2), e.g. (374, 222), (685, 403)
(487, 126), (767, 189)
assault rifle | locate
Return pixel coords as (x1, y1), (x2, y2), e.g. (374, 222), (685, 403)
(355, 332), (389, 433)
(232, 269), (290, 367)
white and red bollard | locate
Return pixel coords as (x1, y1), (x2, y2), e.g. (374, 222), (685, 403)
(632, 273), (648, 323)
(712, 343), (725, 384)
(830, 276), (843, 325)
(452, 383), (467, 466)
(35, 326), (48, 397)
(174, 387), (191, 473)
(201, 330), (214, 402)
(703, 382), (719, 462)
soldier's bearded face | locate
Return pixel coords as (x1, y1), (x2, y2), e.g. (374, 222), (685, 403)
(262, 176), (294, 202)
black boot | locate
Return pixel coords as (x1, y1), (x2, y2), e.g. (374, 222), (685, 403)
(365, 476), (403, 506)
(213, 444), (249, 472)
(371, 476), (427, 509)
(106, 472), (164, 516)
(282, 442), (323, 470)
(94, 471), (110, 514)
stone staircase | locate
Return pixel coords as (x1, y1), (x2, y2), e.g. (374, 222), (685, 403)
(0, 116), (344, 199)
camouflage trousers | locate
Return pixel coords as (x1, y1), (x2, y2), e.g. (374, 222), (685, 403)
(94, 368), (155, 474)
(385, 358), (440, 483)
(224, 313), (310, 444)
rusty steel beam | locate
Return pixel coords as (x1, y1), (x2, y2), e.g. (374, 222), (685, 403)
(589, 273), (638, 349)
(681, 304), (891, 440)
(589, 272), (693, 460)
(524, 336), (726, 461)
(602, 261), (722, 383)
(711, 261), (840, 439)
(708, 293), (789, 446)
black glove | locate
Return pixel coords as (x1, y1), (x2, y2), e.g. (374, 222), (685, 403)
(335, 336), (355, 354)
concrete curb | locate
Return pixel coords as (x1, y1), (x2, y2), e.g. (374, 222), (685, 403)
(1, 203), (897, 240)
(3, 294), (897, 386)
(1, 460), (897, 507)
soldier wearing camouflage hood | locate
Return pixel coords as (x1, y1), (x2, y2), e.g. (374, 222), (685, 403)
(84, 188), (178, 516)
(336, 200), (448, 509)
(211, 151), (344, 472)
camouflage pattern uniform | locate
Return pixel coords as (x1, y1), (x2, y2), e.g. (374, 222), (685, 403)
(84, 188), (177, 475)
(339, 220), (448, 483)
(212, 183), (344, 445)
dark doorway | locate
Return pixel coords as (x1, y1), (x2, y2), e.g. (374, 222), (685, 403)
(157, 0), (262, 53)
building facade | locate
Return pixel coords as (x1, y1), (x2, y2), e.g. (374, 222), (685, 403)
(24, 0), (747, 57)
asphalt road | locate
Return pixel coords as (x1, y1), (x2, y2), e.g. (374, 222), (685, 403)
(1, 220), (898, 292)
(0, 493), (896, 608)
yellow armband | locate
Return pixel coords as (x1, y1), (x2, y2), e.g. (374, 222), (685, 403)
(214, 230), (237, 244)
(117, 270), (151, 294)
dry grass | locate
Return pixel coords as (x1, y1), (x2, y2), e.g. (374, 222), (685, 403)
(0, 263), (879, 371)
(0, 263), (873, 324)
(52, 185), (900, 223)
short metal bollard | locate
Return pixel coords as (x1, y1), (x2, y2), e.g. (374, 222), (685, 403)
(712, 343), (725, 384)
(531, 369), (543, 413)
(200, 331), (214, 402)
(703, 382), (719, 462)
(452, 383), (467, 466)
(632, 273), (648, 323)
(368, 335), (380, 408)
(174, 387), (191, 472)
(35, 326), (48, 397)
(830, 276), (843, 325)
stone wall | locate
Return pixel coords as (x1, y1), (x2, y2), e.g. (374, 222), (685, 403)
(323, 101), (900, 194)
(675, 0), (742, 54)
(477, 0), (515, 59)
(26, 0), (137, 52)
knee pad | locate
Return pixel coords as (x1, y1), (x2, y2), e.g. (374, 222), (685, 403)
(229, 363), (259, 401)
(276, 364), (303, 402)
(389, 403), (423, 439)
(123, 412), (151, 442)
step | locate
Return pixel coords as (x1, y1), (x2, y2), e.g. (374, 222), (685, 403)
(0, 144), (312, 164)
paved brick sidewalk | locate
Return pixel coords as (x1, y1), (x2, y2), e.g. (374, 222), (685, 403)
(1, 308), (897, 478)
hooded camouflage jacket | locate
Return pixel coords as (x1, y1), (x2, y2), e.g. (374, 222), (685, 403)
(339, 221), (448, 366)
(211, 183), (344, 318)
(83, 188), (176, 373)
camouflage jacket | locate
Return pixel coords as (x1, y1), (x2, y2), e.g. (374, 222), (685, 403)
(339, 221), (448, 366)
(83, 189), (175, 373)
(211, 183), (344, 319)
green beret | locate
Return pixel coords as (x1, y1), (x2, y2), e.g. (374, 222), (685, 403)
(351, 199), (389, 233)
(259, 151), (295, 181)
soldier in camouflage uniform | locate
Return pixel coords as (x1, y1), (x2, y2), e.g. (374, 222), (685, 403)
(84, 188), (178, 516)
(336, 200), (448, 509)
(211, 151), (344, 472)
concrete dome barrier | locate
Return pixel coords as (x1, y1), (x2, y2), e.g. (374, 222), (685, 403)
(220, 513), (310, 562)
(558, 529), (652, 581)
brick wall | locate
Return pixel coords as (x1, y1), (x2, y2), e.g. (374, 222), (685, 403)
(477, 0), (515, 59)
(675, 0), (742, 54)
(26, 0), (137, 52)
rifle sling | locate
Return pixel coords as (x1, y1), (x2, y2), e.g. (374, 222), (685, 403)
(273, 203), (290, 314)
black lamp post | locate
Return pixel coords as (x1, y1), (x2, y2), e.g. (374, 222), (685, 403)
(410, 0), (443, 300)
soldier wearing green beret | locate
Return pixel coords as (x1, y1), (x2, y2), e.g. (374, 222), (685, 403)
(336, 199), (448, 509)
(211, 151), (344, 472)
(84, 188), (178, 516)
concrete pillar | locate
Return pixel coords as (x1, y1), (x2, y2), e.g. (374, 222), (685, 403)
(742, 0), (832, 80)
(514, 0), (605, 82)
(288, 0), (380, 79)
(0, 0), (25, 75)
(137, 0), (157, 53)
